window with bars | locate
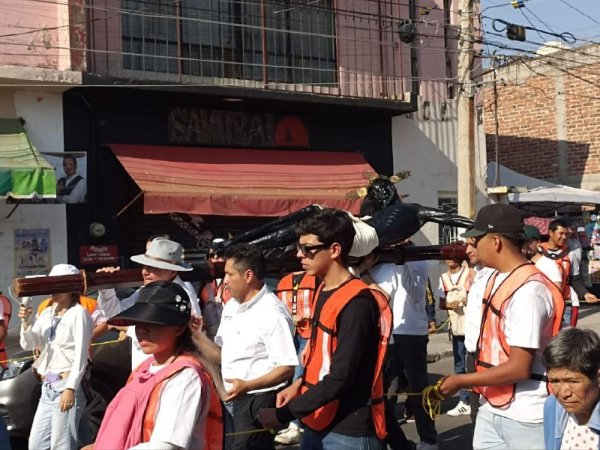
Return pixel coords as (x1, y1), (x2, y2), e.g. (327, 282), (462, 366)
(121, 0), (337, 84)
(438, 195), (459, 245)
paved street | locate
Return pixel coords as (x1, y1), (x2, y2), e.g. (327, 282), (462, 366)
(9, 305), (600, 450)
(277, 303), (600, 450)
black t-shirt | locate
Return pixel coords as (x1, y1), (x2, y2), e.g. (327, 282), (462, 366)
(276, 280), (380, 436)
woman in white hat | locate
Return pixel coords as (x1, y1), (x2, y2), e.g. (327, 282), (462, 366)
(18, 263), (93, 450)
(96, 237), (200, 369)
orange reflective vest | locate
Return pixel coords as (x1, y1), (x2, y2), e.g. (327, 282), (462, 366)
(38, 296), (98, 317)
(141, 355), (223, 449)
(300, 278), (392, 440)
(200, 280), (232, 307)
(474, 264), (565, 408)
(538, 242), (572, 301)
(0, 295), (11, 369)
(275, 272), (318, 339)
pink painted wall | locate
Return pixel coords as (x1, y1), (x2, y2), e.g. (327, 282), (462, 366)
(0, 0), (75, 70)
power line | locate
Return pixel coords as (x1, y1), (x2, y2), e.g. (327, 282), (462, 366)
(558, 0), (600, 26)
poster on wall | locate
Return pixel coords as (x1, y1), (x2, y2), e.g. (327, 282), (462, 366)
(15, 229), (51, 277)
(42, 152), (87, 204)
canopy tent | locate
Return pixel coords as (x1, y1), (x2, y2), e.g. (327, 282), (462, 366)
(487, 162), (600, 216)
(0, 119), (56, 199)
(110, 144), (375, 217)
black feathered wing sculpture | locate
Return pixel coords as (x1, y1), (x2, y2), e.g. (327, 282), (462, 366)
(215, 203), (472, 252)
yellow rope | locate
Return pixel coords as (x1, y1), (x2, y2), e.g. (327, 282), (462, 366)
(0, 338), (125, 366)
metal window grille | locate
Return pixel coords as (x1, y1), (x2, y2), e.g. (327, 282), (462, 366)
(438, 195), (459, 245)
(121, 0), (337, 84)
(87, 0), (413, 101)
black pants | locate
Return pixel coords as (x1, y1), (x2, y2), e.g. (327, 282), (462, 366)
(231, 391), (277, 450)
(383, 342), (414, 450)
(466, 352), (479, 426)
(392, 335), (437, 445)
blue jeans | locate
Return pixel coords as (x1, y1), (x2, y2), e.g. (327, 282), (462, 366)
(452, 335), (469, 403)
(29, 379), (85, 450)
(294, 334), (308, 380)
(0, 415), (10, 450)
(473, 406), (544, 450)
(301, 428), (383, 450)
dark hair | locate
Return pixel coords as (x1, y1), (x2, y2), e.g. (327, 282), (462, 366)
(147, 233), (171, 243)
(497, 232), (526, 249)
(543, 328), (600, 380)
(223, 243), (266, 280)
(295, 208), (355, 262)
(175, 327), (198, 356)
(63, 154), (77, 167)
(549, 219), (570, 233)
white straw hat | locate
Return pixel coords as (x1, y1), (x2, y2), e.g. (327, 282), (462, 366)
(130, 238), (193, 272)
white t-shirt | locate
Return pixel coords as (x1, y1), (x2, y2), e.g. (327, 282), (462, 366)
(215, 284), (298, 393)
(130, 364), (207, 450)
(479, 272), (555, 423)
(369, 261), (429, 336)
(464, 266), (495, 353)
(534, 256), (563, 286)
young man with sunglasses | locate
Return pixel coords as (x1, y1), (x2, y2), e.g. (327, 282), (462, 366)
(437, 204), (564, 450)
(257, 208), (391, 450)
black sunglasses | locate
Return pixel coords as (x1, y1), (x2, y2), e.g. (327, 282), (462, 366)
(297, 242), (330, 258)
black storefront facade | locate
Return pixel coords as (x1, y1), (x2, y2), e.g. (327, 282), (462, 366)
(62, 86), (409, 272)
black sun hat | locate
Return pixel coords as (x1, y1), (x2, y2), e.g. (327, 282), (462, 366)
(108, 280), (192, 327)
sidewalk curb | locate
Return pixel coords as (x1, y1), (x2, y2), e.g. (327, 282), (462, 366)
(427, 349), (454, 364)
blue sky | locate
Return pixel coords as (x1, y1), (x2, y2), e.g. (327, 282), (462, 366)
(480, 0), (600, 57)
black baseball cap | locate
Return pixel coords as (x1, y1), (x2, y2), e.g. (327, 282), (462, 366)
(461, 204), (525, 238)
(109, 280), (192, 327)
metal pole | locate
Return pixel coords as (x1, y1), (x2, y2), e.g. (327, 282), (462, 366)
(176, 0), (184, 82)
(456, 0), (476, 218)
(260, 0), (269, 85)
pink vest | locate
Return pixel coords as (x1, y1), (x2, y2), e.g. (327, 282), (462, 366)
(94, 356), (206, 450)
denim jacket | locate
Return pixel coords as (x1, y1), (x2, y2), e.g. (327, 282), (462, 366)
(544, 394), (600, 450)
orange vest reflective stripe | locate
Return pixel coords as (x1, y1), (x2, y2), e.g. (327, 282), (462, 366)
(275, 272), (318, 339)
(133, 355), (224, 450)
(474, 264), (565, 407)
(538, 243), (572, 301)
(300, 278), (392, 440)
(0, 295), (11, 369)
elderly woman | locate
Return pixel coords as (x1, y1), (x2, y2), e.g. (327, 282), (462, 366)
(543, 328), (600, 450)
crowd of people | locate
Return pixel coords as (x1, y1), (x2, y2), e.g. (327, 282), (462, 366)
(0, 202), (599, 450)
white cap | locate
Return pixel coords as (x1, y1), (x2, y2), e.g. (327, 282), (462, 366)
(49, 264), (80, 276)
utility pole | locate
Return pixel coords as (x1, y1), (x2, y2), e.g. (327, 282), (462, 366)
(456, 0), (476, 219)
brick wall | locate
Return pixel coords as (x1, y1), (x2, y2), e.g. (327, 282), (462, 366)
(482, 58), (600, 181)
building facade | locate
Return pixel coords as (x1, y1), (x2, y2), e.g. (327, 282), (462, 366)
(482, 43), (600, 191)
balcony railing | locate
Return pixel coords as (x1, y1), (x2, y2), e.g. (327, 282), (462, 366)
(86, 0), (414, 102)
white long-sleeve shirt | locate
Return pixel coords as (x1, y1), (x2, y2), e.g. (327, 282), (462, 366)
(20, 303), (92, 390)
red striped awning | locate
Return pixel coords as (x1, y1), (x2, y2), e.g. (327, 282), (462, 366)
(110, 144), (374, 217)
